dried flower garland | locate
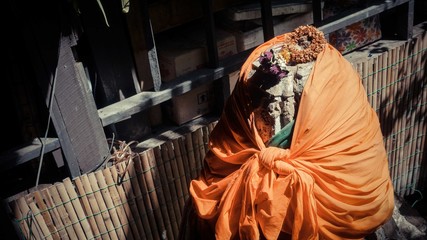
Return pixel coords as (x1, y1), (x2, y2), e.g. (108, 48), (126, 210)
(255, 25), (327, 80)
(281, 25), (327, 64)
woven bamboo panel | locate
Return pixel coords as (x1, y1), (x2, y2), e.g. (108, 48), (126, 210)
(6, 122), (217, 240)
(346, 26), (427, 197)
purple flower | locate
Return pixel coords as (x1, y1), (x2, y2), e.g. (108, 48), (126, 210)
(270, 65), (281, 75)
(257, 49), (288, 80)
(264, 50), (273, 60)
(278, 71), (288, 79)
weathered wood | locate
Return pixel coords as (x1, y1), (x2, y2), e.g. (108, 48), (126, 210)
(0, 138), (60, 171)
(9, 0), (110, 177)
(98, 50), (251, 127)
(125, 0), (159, 91)
(318, 0), (411, 35)
(260, 0), (274, 41)
(78, 0), (151, 141)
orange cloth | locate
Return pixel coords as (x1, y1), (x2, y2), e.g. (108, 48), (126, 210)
(189, 33), (394, 240)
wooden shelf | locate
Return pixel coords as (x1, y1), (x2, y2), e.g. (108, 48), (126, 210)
(98, 48), (251, 127)
(317, 0), (413, 35)
(99, 0), (414, 128)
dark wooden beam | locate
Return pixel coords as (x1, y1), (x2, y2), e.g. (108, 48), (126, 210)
(395, 0), (414, 40)
(0, 138), (60, 171)
(312, 0), (323, 25)
(202, 0), (219, 68)
(140, 0), (162, 91)
(260, 0), (274, 41)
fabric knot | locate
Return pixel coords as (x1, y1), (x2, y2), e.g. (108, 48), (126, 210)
(259, 147), (294, 175)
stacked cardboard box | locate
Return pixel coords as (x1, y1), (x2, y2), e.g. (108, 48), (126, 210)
(165, 83), (216, 125)
(157, 27), (237, 83)
(157, 26), (237, 125)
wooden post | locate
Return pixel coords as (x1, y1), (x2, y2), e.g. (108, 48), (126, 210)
(9, 0), (110, 177)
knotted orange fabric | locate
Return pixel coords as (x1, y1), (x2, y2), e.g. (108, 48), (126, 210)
(189, 33), (394, 240)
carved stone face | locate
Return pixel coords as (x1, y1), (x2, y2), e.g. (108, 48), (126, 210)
(248, 59), (314, 144)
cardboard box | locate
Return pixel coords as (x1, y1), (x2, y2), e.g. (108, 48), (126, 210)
(157, 35), (207, 82)
(148, 105), (163, 127)
(167, 83), (215, 125)
(187, 28), (238, 60)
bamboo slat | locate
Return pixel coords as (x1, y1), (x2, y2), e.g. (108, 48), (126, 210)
(63, 178), (94, 239)
(381, 49), (390, 175)
(112, 162), (147, 239)
(408, 36), (421, 194)
(172, 138), (189, 201)
(74, 176), (102, 239)
(117, 160), (158, 239)
(184, 132), (197, 180)
(94, 170), (127, 239)
(9, 199), (33, 239)
(33, 191), (59, 240)
(88, 172), (118, 240)
(389, 48), (399, 188)
(414, 33), (426, 191)
(159, 143), (181, 236)
(48, 185), (78, 239)
(372, 56), (379, 112)
(55, 182), (87, 239)
(137, 151), (169, 240)
(196, 128), (206, 162)
(202, 125), (210, 154)
(102, 167), (135, 240)
(144, 148), (174, 240)
(129, 154), (165, 239)
(153, 146), (179, 237)
(396, 44), (406, 195)
(165, 140), (185, 212)
(403, 39), (413, 196)
(18, 196), (43, 239)
(78, 174), (109, 240)
(191, 130), (202, 177)
(25, 196), (53, 240)
(177, 136), (192, 187)
(40, 188), (70, 240)
(104, 167), (140, 240)
(128, 159), (157, 239)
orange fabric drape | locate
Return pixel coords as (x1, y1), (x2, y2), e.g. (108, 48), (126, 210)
(189, 33), (394, 240)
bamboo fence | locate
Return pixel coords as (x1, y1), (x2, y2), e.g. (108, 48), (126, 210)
(347, 26), (427, 197)
(5, 26), (427, 239)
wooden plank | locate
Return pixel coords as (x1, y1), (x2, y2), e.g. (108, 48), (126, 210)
(78, 0), (151, 141)
(260, 0), (274, 41)
(9, 0), (110, 177)
(318, 0), (411, 35)
(98, 50), (250, 127)
(125, 0), (153, 91)
(203, 0), (219, 68)
(0, 138), (60, 171)
(224, 0), (314, 21)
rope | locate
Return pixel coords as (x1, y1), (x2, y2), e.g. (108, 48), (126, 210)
(35, 66), (58, 188)
(25, 210), (36, 240)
